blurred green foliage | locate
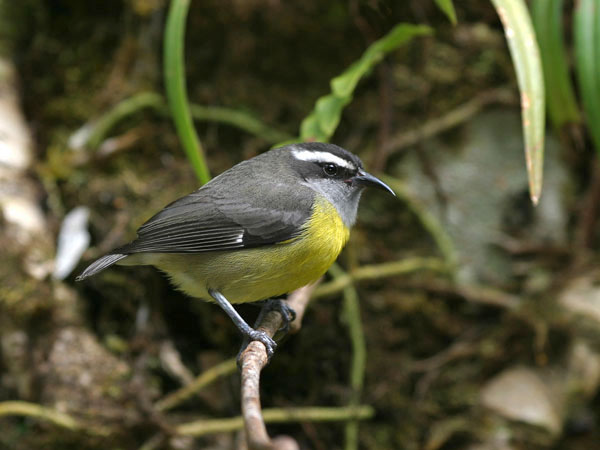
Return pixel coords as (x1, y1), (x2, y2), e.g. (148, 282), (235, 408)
(297, 23), (432, 144)
(531, 0), (580, 129)
(574, 0), (600, 153)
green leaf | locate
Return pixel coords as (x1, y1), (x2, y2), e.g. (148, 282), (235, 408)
(295, 23), (432, 144)
(434, 0), (457, 25)
(491, 0), (546, 204)
(530, 0), (580, 128)
(313, 96), (349, 138)
(574, 0), (600, 153)
(164, 0), (211, 184)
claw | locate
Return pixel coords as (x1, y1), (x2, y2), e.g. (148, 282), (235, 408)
(238, 329), (277, 367)
(263, 298), (296, 335)
(209, 288), (280, 365)
(236, 298), (296, 366)
(247, 329), (277, 359)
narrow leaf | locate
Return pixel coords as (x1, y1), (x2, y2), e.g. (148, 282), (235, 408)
(530, 0), (579, 128)
(164, 0), (211, 184)
(574, 0), (600, 153)
(295, 23), (432, 144)
(491, 0), (546, 204)
(434, 0), (458, 25)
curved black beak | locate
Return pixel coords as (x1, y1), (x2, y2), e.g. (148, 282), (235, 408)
(353, 170), (395, 196)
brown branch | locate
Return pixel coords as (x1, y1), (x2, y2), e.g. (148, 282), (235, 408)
(381, 87), (514, 159)
(236, 258), (445, 448)
(287, 284), (315, 334)
(408, 330), (480, 373)
(238, 283), (317, 450)
(400, 279), (520, 309)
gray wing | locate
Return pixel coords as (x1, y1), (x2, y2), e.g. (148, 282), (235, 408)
(115, 171), (314, 255)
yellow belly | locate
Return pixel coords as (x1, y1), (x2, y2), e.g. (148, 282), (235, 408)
(134, 196), (350, 303)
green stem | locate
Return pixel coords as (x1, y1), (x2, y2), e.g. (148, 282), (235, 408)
(164, 0), (211, 184)
(313, 257), (449, 299)
(86, 92), (164, 150)
(0, 401), (109, 436)
(155, 358), (237, 412)
(329, 263), (366, 450)
(80, 92), (291, 151)
(379, 175), (458, 274)
(188, 104), (292, 143)
(175, 405), (374, 437)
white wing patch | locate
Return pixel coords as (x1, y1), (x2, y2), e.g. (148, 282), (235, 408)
(292, 149), (356, 170)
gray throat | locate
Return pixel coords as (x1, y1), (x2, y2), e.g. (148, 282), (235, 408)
(303, 178), (363, 228)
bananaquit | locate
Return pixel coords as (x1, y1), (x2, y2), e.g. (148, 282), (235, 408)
(77, 142), (394, 357)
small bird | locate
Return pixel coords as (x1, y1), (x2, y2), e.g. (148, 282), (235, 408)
(77, 142), (394, 357)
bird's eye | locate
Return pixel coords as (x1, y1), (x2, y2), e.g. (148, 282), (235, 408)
(323, 164), (338, 176)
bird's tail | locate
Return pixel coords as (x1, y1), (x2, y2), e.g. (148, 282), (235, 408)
(76, 253), (127, 281)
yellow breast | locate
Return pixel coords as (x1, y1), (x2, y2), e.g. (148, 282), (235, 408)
(149, 195), (350, 303)
(295, 194), (350, 272)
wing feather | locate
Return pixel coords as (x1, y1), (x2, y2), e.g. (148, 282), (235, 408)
(114, 172), (314, 255)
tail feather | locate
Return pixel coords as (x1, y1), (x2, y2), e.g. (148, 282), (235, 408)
(76, 253), (127, 281)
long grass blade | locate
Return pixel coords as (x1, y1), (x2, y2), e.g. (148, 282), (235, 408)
(491, 0), (545, 204)
(292, 24), (431, 145)
(434, 0), (457, 25)
(530, 0), (580, 129)
(574, 0), (600, 153)
(164, 0), (211, 184)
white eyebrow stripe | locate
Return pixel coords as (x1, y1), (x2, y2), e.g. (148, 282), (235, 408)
(292, 149), (355, 170)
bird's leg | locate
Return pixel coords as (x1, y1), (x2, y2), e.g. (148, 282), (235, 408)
(237, 297), (297, 363)
(208, 289), (277, 361)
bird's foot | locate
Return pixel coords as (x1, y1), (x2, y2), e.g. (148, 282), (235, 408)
(243, 328), (277, 360)
(262, 298), (296, 335)
(236, 297), (296, 366)
(208, 288), (279, 365)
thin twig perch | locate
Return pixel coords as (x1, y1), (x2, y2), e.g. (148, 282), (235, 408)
(238, 284), (317, 450)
